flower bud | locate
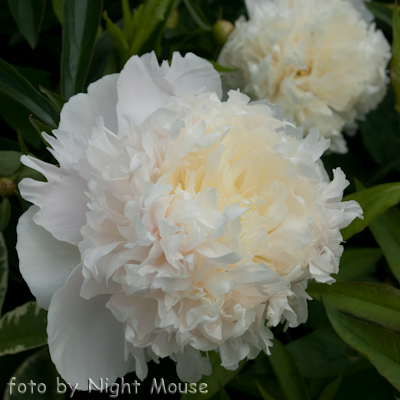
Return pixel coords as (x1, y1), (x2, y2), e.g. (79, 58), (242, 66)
(0, 177), (16, 198)
(165, 10), (179, 29)
(212, 20), (234, 45)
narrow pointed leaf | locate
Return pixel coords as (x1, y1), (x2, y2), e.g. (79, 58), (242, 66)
(0, 199), (11, 232)
(335, 247), (382, 282)
(0, 234), (8, 315)
(341, 182), (400, 240)
(369, 206), (400, 284)
(7, 0), (46, 49)
(319, 375), (342, 400)
(122, 0), (134, 43)
(207, 60), (238, 73)
(181, 352), (246, 400)
(39, 85), (66, 112)
(353, 179), (400, 283)
(3, 347), (65, 400)
(324, 300), (400, 391)
(0, 302), (47, 356)
(365, 2), (393, 26)
(103, 11), (129, 69)
(51, 0), (64, 24)
(392, 4), (400, 113)
(255, 379), (277, 400)
(269, 338), (311, 400)
(61, 0), (104, 98)
(0, 59), (59, 128)
(29, 117), (51, 147)
(129, 0), (181, 56)
(16, 129), (28, 155)
(308, 282), (400, 332)
(183, 0), (212, 30)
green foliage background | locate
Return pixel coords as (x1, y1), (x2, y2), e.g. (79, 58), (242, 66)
(1, 0), (400, 399)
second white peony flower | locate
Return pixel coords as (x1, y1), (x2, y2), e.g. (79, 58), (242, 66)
(16, 51), (362, 387)
(218, 0), (391, 153)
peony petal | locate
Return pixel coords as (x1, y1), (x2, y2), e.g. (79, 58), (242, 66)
(58, 74), (119, 148)
(117, 52), (222, 126)
(19, 156), (89, 246)
(347, 0), (374, 23)
(16, 205), (80, 310)
(175, 350), (212, 382)
(47, 265), (131, 389)
(167, 52), (222, 99)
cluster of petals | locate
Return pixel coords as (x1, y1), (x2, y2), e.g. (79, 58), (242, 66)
(16, 51), (362, 386)
(218, 0), (391, 153)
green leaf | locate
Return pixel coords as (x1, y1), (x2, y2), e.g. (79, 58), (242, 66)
(359, 89), (400, 177)
(206, 60), (238, 73)
(0, 95), (42, 149)
(365, 2), (393, 26)
(269, 338), (310, 400)
(0, 151), (21, 177)
(0, 151), (44, 183)
(0, 67), (52, 149)
(0, 233), (8, 315)
(369, 206), (400, 284)
(0, 302), (47, 356)
(7, 0), (46, 49)
(308, 282), (400, 332)
(391, 4), (400, 114)
(39, 86), (66, 112)
(0, 199), (11, 232)
(0, 59), (59, 128)
(286, 329), (366, 378)
(86, 25), (116, 83)
(183, 0), (212, 31)
(122, 0), (134, 44)
(119, 0), (181, 59)
(335, 248), (382, 282)
(353, 179), (400, 284)
(324, 300), (400, 392)
(16, 129), (28, 155)
(240, 352), (274, 377)
(3, 347), (66, 400)
(341, 182), (400, 240)
(255, 379), (277, 400)
(218, 383), (231, 400)
(129, 0), (181, 57)
(51, 0), (64, 24)
(29, 115), (53, 147)
(60, 0), (104, 99)
(181, 352), (246, 400)
(319, 375), (342, 400)
(103, 11), (129, 69)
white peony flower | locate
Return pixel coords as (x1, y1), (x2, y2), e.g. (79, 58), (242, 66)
(16, 51), (362, 387)
(218, 0), (391, 153)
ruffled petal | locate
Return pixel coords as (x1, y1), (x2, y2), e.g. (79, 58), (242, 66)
(167, 52), (222, 99)
(19, 156), (89, 246)
(16, 205), (80, 310)
(346, 0), (374, 23)
(117, 52), (222, 126)
(174, 350), (212, 382)
(57, 74), (119, 162)
(47, 265), (130, 389)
